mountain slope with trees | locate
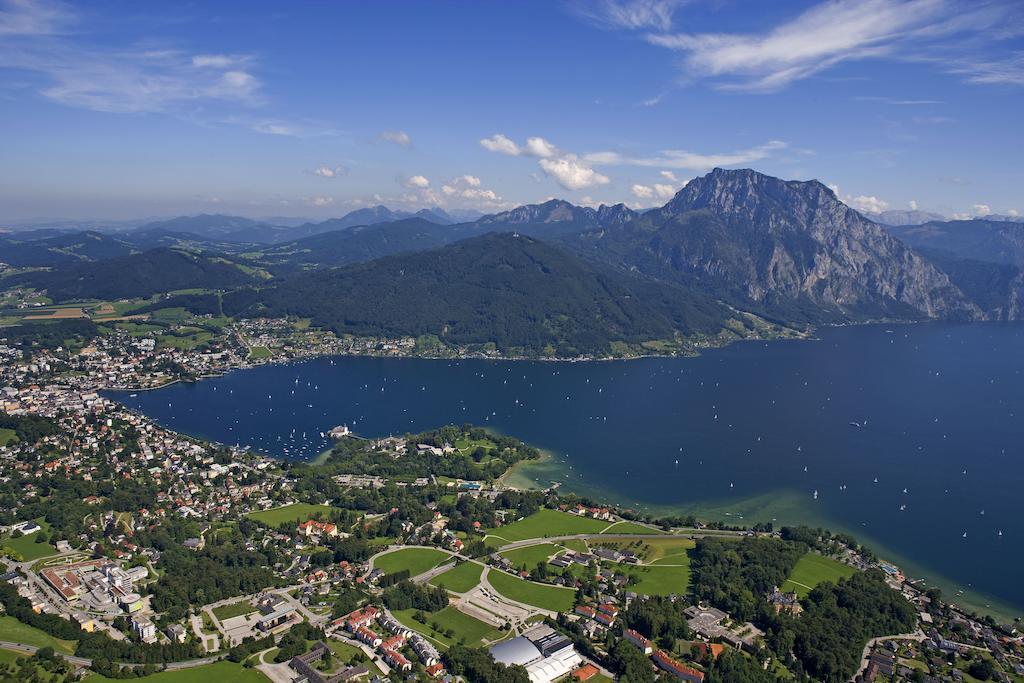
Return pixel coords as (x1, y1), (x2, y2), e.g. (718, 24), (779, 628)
(223, 232), (756, 357)
(9, 247), (257, 301)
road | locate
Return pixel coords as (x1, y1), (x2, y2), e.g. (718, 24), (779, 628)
(0, 639), (222, 671)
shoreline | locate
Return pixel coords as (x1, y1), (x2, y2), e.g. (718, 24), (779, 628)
(505, 452), (1024, 622)
(98, 320), (1024, 624)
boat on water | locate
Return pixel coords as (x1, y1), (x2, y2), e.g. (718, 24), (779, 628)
(849, 421), (862, 428)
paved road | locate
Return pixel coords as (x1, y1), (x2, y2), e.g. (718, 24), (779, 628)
(0, 640), (221, 671)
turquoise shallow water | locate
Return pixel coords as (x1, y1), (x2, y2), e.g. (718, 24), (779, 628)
(110, 322), (1024, 616)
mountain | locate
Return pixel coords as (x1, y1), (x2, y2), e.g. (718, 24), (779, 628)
(868, 209), (947, 226)
(474, 199), (638, 238)
(571, 168), (979, 323)
(9, 247), (257, 301)
(0, 230), (136, 267)
(132, 214), (284, 243)
(247, 203), (641, 271)
(882, 219), (1024, 267)
(223, 232), (752, 357)
(253, 218), (462, 271)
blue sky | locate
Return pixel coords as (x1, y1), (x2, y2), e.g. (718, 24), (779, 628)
(0, 0), (1022, 221)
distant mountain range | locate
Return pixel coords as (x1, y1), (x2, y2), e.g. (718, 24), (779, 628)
(4, 168), (1023, 354)
(867, 209), (948, 226)
(882, 219), (1024, 267)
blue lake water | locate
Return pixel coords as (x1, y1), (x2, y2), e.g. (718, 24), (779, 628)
(110, 322), (1024, 617)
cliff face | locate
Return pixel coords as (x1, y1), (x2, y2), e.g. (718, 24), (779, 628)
(575, 168), (981, 322)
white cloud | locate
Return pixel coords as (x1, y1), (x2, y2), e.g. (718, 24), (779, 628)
(0, 0), (69, 36)
(440, 174), (500, 202)
(0, 14), (264, 114)
(660, 170), (680, 182)
(248, 120), (299, 136)
(479, 133), (558, 158)
(972, 203), (992, 216)
(192, 54), (247, 69)
(654, 183), (678, 199)
(380, 130), (412, 147)
(632, 184), (654, 199)
(829, 183), (890, 213)
(909, 199), (919, 210)
(479, 133), (521, 155)
(524, 136), (558, 158)
(1007, 208), (1020, 217)
(404, 175), (430, 189)
(574, 0), (685, 31)
(849, 195), (889, 213)
(481, 134), (612, 191)
(311, 165), (347, 179)
(306, 196), (334, 207)
(539, 155), (610, 190)
(586, 140), (787, 170)
(643, 0), (1020, 91)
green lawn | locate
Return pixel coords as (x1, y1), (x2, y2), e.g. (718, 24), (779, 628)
(212, 599), (256, 621)
(782, 553), (857, 597)
(0, 616), (75, 654)
(0, 648), (24, 665)
(430, 561), (484, 593)
(2, 519), (56, 561)
(614, 563), (691, 596)
(486, 569), (576, 612)
(599, 521), (663, 535)
(87, 660), (269, 683)
(594, 536), (695, 564)
(485, 509), (610, 543)
(559, 539), (589, 554)
(393, 606), (503, 648)
(245, 503), (339, 527)
(248, 346), (272, 359)
(499, 543), (561, 570)
(0, 428), (17, 446)
(372, 547), (452, 577)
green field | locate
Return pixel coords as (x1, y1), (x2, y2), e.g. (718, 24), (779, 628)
(614, 563), (691, 596)
(393, 606), (503, 648)
(0, 428), (17, 446)
(485, 509), (610, 543)
(0, 616), (75, 654)
(430, 561), (484, 593)
(599, 520), (663, 535)
(782, 553), (857, 597)
(486, 569), (576, 612)
(372, 547), (452, 577)
(248, 346), (272, 359)
(245, 503), (339, 527)
(88, 660), (269, 682)
(2, 520), (56, 561)
(499, 543), (563, 570)
(212, 600), (256, 621)
(593, 536), (695, 564)
(0, 648), (24, 665)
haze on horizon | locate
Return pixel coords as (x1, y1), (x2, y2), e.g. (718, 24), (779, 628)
(0, 0), (1022, 223)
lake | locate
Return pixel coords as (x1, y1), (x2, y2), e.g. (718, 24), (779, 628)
(110, 322), (1024, 619)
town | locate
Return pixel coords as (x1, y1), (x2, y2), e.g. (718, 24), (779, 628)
(1, 305), (1022, 683)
